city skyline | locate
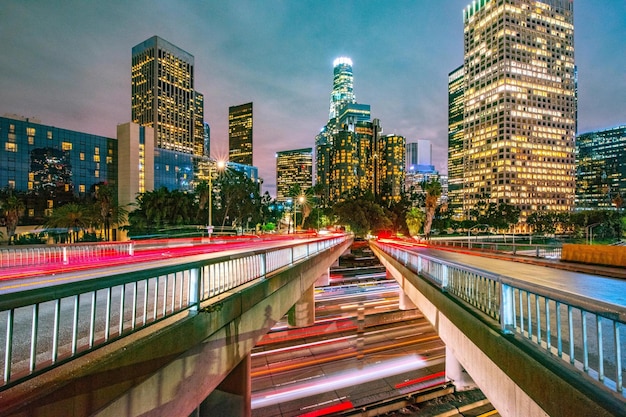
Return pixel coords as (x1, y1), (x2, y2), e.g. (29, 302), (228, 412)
(1, 1), (624, 197)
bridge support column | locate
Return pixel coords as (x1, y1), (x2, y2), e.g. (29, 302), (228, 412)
(445, 346), (477, 392)
(199, 354), (251, 417)
(288, 283), (315, 328)
(315, 268), (330, 286)
(398, 289), (417, 310)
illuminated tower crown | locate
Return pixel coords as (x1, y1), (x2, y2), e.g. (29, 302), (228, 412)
(329, 57), (356, 120)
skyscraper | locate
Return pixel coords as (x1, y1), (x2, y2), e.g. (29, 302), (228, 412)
(576, 126), (626, 209)
(329, 57), (356, 120)
(131, 36), (204, 156)
(228, 102), (253, 165)
(378, 134), (406, 202)
(276, 148), (313, 202)
(462, 0), (576, 220)
(447, 65), (465, 218)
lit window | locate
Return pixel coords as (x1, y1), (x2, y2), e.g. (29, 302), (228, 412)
(80, 152), (85, 161)
(47, 131), (52, 139)
(62, 142), (72, 151)
(95, 170), (99, 178)
(28, 137), (34, 145)
(94, 155), (100, 162)
(79, 184), (85, 193)
(94, 147), (100, 155)
(65, 184), (70, 192)
(27, 127), (35, 136)
(5, 142), (17, 152)
(28, 209), (34, 217)
(28, 182), (33, 190)
(47, 200), (54, 209)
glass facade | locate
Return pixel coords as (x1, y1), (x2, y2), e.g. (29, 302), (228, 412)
(576, 126), (626, 209)
(378, 134), (406, 202)
(275, 148), (313, 202)
(228, 102), (253, 165)
(447, 65), (465, 218)
(0, 116), (117, 220)
(329, 57), (356, 119)
(132, 36), (204, 157)
(462, 0), (576, 220)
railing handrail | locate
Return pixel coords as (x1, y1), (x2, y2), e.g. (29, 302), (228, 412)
(373, 239), (626, 398)
(0, 234), (350, 390)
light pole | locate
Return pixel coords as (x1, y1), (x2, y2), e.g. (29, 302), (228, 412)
(586, 223), (601, 245)
(207, 160), (225, 238)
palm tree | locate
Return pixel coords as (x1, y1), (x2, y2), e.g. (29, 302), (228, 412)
(422, 179), (442, 239)
(45, 203), (91, 243)
(2, 194), (25, 245)
(406, 207), (426, 237)
(94, 183), (127, 241)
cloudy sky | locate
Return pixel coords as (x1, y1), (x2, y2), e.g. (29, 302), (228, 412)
(1, 1), (624, 196)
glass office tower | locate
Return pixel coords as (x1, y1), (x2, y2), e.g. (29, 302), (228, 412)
(448, 65), (465, 219)
(228, 102), (253, 166)
(275, 148), (313, 202)
(329, 57), (356, 120)
(132, 36), (204, 157)
(462, 0), (576, 220)
(576, 126), (626, 209)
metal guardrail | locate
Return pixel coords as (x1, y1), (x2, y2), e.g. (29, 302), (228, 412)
(0, 242), (135, 268)
(0, 235), (349, 390)
(375, 240), (626, 398)
(426, 239), (562, 259)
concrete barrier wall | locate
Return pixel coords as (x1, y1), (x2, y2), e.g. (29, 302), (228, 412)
(561, 243), (626, 267)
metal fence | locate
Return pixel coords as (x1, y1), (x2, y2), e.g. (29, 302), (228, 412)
(0, 235), (348, 390)
(375, 240), (626, 398)
(426, 239), (562, 259)
(0, 242), (135, 268)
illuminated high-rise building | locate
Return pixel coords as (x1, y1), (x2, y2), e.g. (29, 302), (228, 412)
(131, 36), (204, 156)
(447, 65), (465, 218)
(406, 140), (437, 193)
(276, 148), (313, 202)
(228, 102), (253, 165)
(462, 0), (576, 220)
(329, 57), (356, 120)
(377, 134), (406, 202)
(576, 126), (626, 209)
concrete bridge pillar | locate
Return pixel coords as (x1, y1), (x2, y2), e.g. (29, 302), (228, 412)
(315, 267), (330, 286)
(288, 283), (315, 328)
(445, 345), (477, 392)
(398, 289), (417, 310)
(198, 354), (251, 417)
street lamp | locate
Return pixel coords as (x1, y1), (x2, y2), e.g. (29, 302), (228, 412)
(586, 223), (601, 245)
(467, 224), (489, 247)
(207, 160), (225, 238)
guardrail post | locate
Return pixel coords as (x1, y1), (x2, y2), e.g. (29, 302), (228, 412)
(129, 242), (135, 256)
(189, 267), (200, 313)
(441, 265), (449, 290)
(63, 247), (68, 265)
(500, 283), (515, 334)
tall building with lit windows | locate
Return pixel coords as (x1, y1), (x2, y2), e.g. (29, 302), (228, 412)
(448, 65), (465, 218)
(329, 57), (356, 120)
(228, 102), (253, 165)
(462, 0), (576, 220)
(378, 134), (406, 202)
(275, 148), (313, 202)
(131, 36), (204, 157)
(576, 126), (626, 209)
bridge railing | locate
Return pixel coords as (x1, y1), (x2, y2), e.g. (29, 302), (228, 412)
(426, 238), (562, 259)
(0, 242), (136, 269)
(0, 234), (349, 390)
(374, 240), (626, 399)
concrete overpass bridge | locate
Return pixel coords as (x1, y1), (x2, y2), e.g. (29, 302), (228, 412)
(371, 239), (626, 417)
(1, 235), (625, 416)
(0, 234), (352, 417)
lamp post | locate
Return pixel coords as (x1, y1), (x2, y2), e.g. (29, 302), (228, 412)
(207, 160), (225, 238)
(586, 223), (601, 245)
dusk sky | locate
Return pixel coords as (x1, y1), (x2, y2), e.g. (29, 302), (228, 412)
(1, 1), (625, 197)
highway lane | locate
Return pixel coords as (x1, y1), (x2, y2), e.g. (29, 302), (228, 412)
(251, 280), (447, 416)
(410, 244), (626, 307)
(0, 236), (322, 294)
